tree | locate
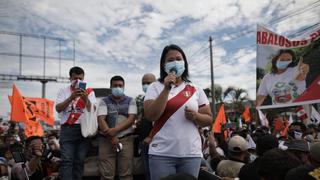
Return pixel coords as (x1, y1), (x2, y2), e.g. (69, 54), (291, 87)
(223, 87), (249, 121)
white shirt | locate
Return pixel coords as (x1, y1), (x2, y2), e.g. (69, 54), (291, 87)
(258, 66), (306, 104)
(144, 81), (209, 157)
(56, 86), (97, 124)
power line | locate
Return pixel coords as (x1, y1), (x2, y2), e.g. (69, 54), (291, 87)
(212, 0), (320, 46)
(188, 0), (320, 61)
(212, 22), (320, 68)
(188, 42), (209, 59)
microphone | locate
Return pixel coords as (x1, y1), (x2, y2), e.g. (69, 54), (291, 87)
(169, 67), (177, 89)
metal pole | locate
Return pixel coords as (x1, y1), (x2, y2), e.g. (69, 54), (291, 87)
(19, 35), (22, 75)
(73, 40), (75, 66)
(41, 80), (47, 98)
(209, 36), (215, 117)
(59, 40), (61, 77)
(43, 38), (46, 98)
(43, 37), (46, 77)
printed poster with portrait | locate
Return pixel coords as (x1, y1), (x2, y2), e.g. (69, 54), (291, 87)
(256, 24), (320, 109)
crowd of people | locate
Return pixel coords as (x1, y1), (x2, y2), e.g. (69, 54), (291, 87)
(0, 44), (319, 180)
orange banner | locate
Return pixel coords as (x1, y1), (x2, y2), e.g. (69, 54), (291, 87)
(242, 106), (251, 123)
(9, 84), (55, 127)
(24, 97), (55, 126)
(9, 84), (27, 122)
(24, 120), (44, 137)
(212, 104), (227, 133)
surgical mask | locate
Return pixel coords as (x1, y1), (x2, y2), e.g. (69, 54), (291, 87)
(249, 153), (257, 163)
(70, 79), (77, 87)
(294, 131), (303, 139)
(288, 130), (303, 139)
(165, 60), (185, 77)
(142, 84), (149, 93)
(276, 60), (292, 69)
(111, 87), (124, 97)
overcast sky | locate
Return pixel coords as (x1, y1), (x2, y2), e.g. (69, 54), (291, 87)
(0, 0), (319, 119)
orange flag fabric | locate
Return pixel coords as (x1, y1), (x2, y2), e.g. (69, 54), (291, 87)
(9, 96), (55, 126)
(281, 118), (289, 137)
(24, 97), (55, 126)
(242, 106), (251, 123)
(212, 104), (227, 133)
(10, 84), (28, 122)
(24, 120), (44, 137)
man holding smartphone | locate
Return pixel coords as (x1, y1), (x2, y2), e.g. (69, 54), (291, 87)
(56, 66), (97, 180)
(11, 136), (48, 180)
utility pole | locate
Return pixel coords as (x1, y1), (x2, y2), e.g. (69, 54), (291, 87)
(209, 36), (215, 117)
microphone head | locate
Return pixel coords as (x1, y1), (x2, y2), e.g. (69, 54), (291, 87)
(169, 67), (177, 74)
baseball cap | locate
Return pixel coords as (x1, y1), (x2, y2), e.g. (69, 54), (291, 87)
(228, 135), (249, 152)
(310, 142), (320, 163)
(287, 139), (309, 152)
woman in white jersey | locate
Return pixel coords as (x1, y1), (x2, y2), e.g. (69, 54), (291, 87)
(257, 49), (309, 106)
(144, 44), (213, 180)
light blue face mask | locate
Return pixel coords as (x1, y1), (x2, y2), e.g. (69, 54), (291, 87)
(111, 87), (124, 97)
(276, 60), (292, 69)
(142, 84), (149, 93)
(165, 60), (185, 77)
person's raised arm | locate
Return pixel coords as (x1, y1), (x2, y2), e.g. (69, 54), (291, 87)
(256, 95), (266, 107)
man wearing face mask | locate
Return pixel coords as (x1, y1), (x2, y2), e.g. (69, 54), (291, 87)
(11, 136), (49, 180)
(257, 49), (309, 106)
(288, 122), (307, 140)
(135, 73), (156, 180)
(97, 75), (137, 180)
(55, 66), (97, 180)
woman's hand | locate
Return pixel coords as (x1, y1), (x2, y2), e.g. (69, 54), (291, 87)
(184, 106), (198, 123)
(164, 73), (177, 90)
(295, 57), (309, 81)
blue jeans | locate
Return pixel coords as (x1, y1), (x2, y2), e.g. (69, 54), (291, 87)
(149, 155), (201, 180)
(59, 125), (90, 180)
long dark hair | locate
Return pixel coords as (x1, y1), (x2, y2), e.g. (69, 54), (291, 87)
(271, 49), (297, 74)
(159, 44), (190, 83)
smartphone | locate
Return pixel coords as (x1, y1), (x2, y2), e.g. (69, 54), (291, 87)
(11, 150), (26, 163)
(78, 81), (87, 90)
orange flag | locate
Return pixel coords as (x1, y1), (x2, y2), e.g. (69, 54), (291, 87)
(24, 120), (44, 137)
(10, 84), (28, 122)
(212, 104), (226, 133)
(242, 106), (251, 123)
(281, 118), (289, 137)
(24, 97), (55, 126)
(9, 96), (55, 126)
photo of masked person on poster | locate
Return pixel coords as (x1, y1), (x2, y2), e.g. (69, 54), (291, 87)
(256, 49), (309, 106)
